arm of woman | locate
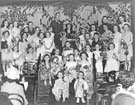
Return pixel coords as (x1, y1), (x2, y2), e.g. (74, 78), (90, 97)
(127, 32), (133, 46)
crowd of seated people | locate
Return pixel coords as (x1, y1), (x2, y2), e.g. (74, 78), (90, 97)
(0, 12), (134, 104)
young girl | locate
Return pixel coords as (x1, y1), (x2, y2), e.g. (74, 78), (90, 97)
(104, 43), (119, 73)
(93, 43), (103, 75)
(43, 31), (55, 54)
(39, 54), (52, 86)
(52, 71), (64, 102)
(1, 20), (9, 37)
(65, 54), (77, 80)
(85, 44), (93, 64)
(79, 52), (92, 84)
(74, 71), (89, 103)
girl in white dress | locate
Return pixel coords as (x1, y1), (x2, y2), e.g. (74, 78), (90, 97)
(112, 24), (122, 56)
(93, 43), (103, 74)
(43, 31), (55, 54)
(52, 71), (64, 102)
(74, 71), (89, 103)
(104, 43), (119, 73)
(65, 54), (77, 80)
(79, 52), (93, 83)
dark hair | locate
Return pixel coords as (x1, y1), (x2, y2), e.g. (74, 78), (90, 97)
(89, 24), (98, 32)
(108, 42), (115, 50)
(20, 32), (28, 42)
(80, 51), (88, 59)
(101, 16), (108, 23)
(2, 30), (10, 36)
(1, 19), (8, 28)
(113, 24), (121, 33)
(38, 32), (45, 38)
(65, 23), (73, 33)
(27, 21), (33, 25)
(122, 23), (130, 30)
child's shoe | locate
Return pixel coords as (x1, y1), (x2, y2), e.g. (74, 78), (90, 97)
(76, 98), (80, 103)
(81, 98), (86, 103)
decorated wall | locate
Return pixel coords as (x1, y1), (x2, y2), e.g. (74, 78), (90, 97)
(0, 1), (131, 28)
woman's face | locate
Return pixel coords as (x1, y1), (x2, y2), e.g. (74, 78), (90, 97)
(94, 34), (99, 40)
(39, 33), (44, 39)
(46, 32), (50, 38)
(123, 25), (129, 32)
(91, 25), (96, 31)
(119, 16), (124, 22)
(113, 26), (118, 32)
(23, 33), (28, 39)
(81, 53), (87, 60)
(67, 24), (71, 29)
(102, 17), (108, 23)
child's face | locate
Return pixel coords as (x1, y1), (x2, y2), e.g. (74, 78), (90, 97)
(95, 44), (100, 50)
(78, 72), (83, 79)
(86, 45), (91, 51)
(23, 33), (28, 39)
(74, 50), (79, 55)
(39, 33), (44, 39)
(44, 55), (50, 61)
(81, 53), (87, 60)
(58, 72), (63, 79)
(46, 32), (51, 38)
(14, 46), (18, 52)
(69, 55), (74, 61)
(4, 32), (9, 39)
(91, 25), (96, 31)
(28, 48), (33, 53)
(81, 29), (85, 34)
(85, 34), (90, 39)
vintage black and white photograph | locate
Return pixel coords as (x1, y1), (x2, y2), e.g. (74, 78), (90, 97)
(0, 0), (135, 105)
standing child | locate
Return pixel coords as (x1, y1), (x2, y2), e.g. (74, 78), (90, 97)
(52, 71), (64, 102)
(74, 71), (89, 103)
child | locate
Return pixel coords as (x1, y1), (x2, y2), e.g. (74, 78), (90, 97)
(74, 71), (89, 103)
(52, 71), (64, 102)
(93, 43), (103, 75)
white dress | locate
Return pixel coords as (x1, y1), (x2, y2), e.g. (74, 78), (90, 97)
(52, 78), (64, 100)
(104, 50), (119, 72)
(74, 79), (89, 98)
(12, 27), (20, 38)
(93, 51), (103, 73)
(65, 61), (77, 79)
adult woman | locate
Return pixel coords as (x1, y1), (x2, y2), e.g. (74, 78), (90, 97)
(112, 24), (122, 55)
(120, 24), (133, 71)
(12, 21), (20, 38)
(19, 32), (29, 54)
(43, 31), (55, 54)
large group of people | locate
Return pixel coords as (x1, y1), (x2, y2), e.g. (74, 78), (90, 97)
(0, 12), (134, 104)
